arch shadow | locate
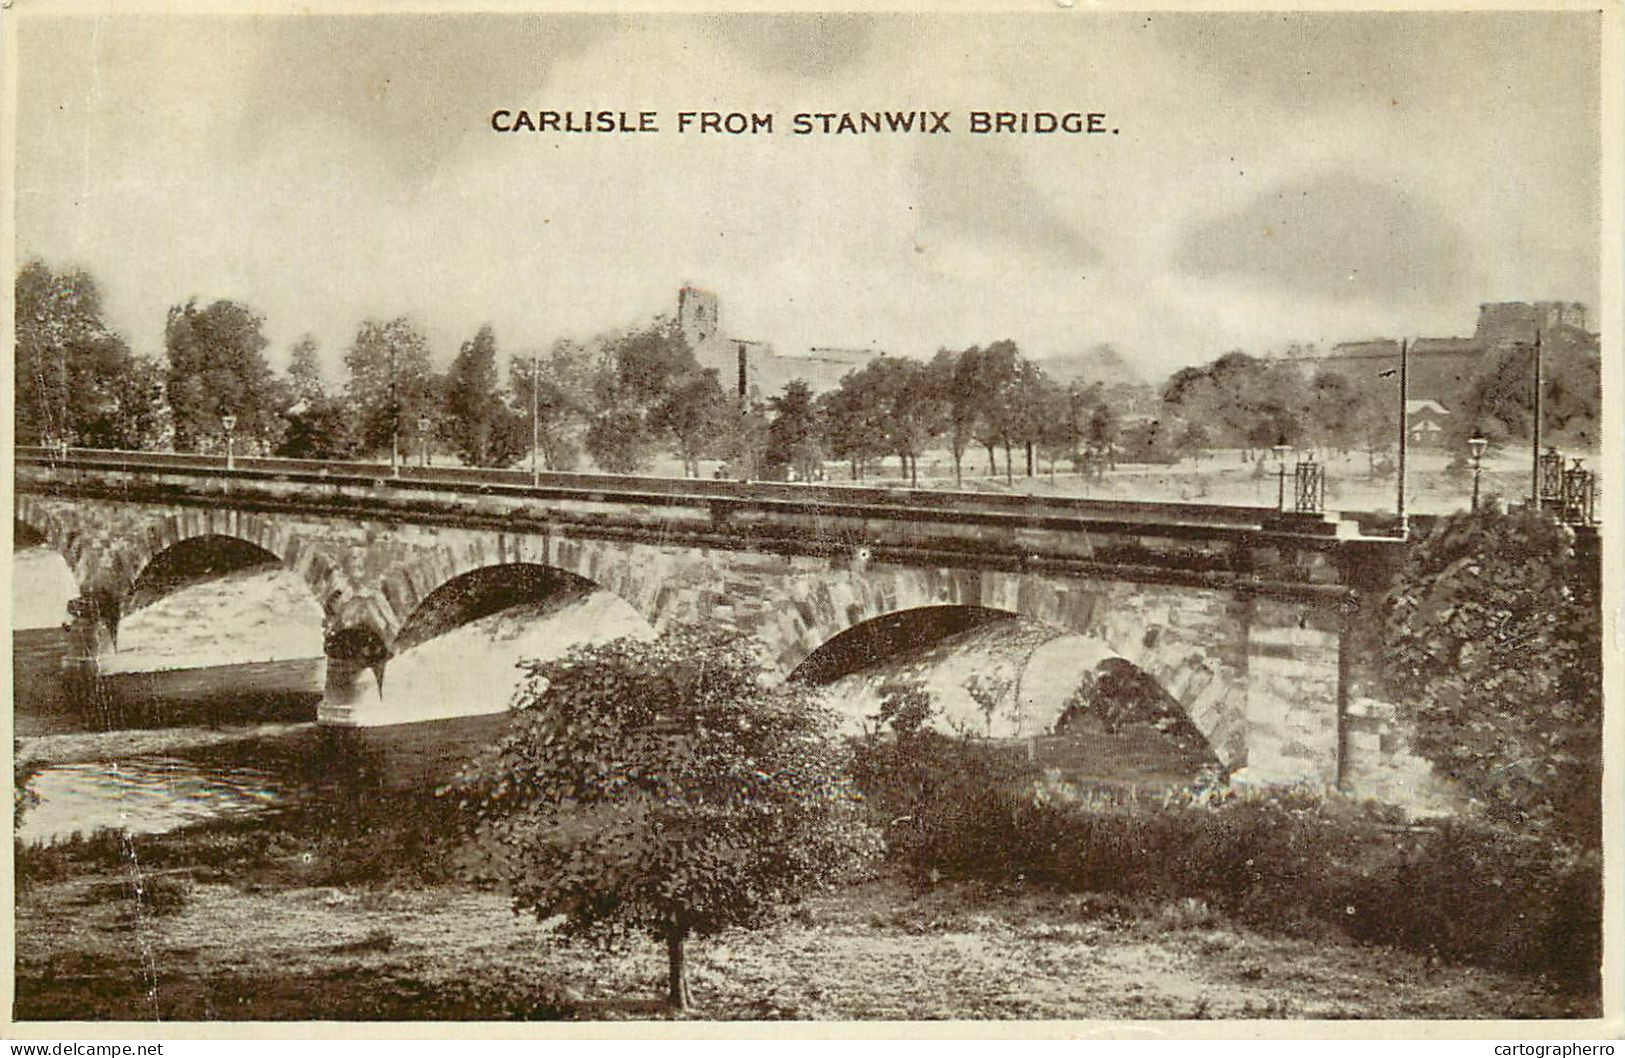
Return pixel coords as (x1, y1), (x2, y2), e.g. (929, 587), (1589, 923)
(758, 568), (1248, 768)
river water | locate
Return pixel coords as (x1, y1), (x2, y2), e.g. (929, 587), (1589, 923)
(17, 757), (291, 846)
(13, 546), (1207, 847)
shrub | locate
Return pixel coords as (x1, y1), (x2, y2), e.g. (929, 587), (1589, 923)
(850, 693), (1600, 989)
(847, 685), (1037, 885)
(83, 872), (193, 917)
(1379, 508), (1601, 844)
(449, 627), (881, 1011)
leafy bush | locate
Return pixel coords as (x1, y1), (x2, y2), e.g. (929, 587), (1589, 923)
(850, 692), (1599, 990)
(848, 684), (1037, 885)
(1379, 508), (1601, 843)
(83, 872), (193, 917)
(449, 627), (881, 1010)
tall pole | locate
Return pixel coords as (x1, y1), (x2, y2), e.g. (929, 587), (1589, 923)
(60, 342), (69, 454)
(531, 352), (540, 487)
(1530, 329), (1543, 509)
(1396, 338), (1408, 534)
(389, 344), (399, 476)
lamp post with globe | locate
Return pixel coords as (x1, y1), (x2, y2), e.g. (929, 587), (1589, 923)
(1468, 436), (1488, 513)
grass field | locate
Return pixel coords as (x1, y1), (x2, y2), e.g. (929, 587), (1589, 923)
(14, 856), (1591, 1022)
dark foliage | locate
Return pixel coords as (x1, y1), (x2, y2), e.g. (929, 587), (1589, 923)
(16, 260), (169, 449)
(448, 628), (881, 1009)
(165, 298), (284, 453)
(850, 690), (1600, 991)
(1379, 507), (1601, 844)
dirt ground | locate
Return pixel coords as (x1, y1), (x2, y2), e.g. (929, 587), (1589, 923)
(14, 867), (1589, 1023)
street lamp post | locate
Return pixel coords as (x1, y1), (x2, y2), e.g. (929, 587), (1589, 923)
(1396, 338), (1410, 536)
(389, 345), (400, 477)
(1273, 442), (1291, 511)
(1468, 436), (1488, 513)
(221, 414), (237, 472)
(531, 351), (540, 487)
(59, 340), (70, 461)
(418, 415), (431, 467)
(1529, 330), (1543, 509)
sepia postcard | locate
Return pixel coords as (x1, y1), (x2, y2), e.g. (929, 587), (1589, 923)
(3, 0), (1621, 1041)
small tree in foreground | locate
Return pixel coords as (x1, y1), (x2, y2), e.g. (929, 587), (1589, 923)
(449, 628), (881, 1011)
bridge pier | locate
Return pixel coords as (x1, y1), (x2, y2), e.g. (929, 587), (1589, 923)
(60, 593), (119, 694)
(1236, 597), (1343, 788)
(319, 627), (390, 726)
(318, 656), (381, 725)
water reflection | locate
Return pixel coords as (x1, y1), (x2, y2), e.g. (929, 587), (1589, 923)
(17, 756), (290, 847)
(14, 602), (1211, 848)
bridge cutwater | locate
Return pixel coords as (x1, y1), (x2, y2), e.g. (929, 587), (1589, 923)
(17, 446), (1433, 793)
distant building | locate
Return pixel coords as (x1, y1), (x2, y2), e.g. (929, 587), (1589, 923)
(1331, 301), (1593, 410)
(676, 285), (880, 399)
(1404, 399), (1451, 447)
(757, 347), (878, 395)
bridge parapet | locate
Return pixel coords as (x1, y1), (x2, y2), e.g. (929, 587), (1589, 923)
(15, 451), (1384, 593)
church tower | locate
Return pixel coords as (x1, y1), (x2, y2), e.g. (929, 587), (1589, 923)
(678, 286), (720, 349)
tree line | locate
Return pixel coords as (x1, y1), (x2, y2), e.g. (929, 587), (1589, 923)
(16, 259), (1601, 480)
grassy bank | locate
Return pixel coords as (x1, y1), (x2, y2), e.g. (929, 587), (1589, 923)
(14, 711), (1601, 1022)
(13, 786), (1596, 1022)
(15, 854), (1592, 1021)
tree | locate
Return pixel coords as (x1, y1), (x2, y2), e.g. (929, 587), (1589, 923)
(1086, 403), (1119, 468)
(510, 341), (610, 472)
(275, 335), (357, 460)
(165, 299), (283, 453)
(1306, 368), (1360, 453)
(1447, 329), (1601, 453)
(343, 317), (439, 461)
(716, 400), (772, 481)
(1379, 508), (1601, 844)
(15, 261), (169, 450)
(451, 628), (880, 1010)
(1013, 358), (1048, 476)
(608, 317), (701, 409)
(650, 370), (731, 477)
(817, 378), (887, 480)
(1175, 419), (1212, 461)
(1161, 350), (1268, 452)
(1031, 375), (1076, 477)
(966, 341), (1024, 482)
(445, 324), (524, 467)
(833, 357), (944, 486)
(276, 396), (357, 460)
(585, 405), (654, 474)
(286, 335), (328, 405)
(764, 379), (825, 482)
(929, 348), (975, 487)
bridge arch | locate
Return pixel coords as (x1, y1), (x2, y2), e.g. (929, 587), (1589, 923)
(14, 497), (94, 592)
(391, 561), (654, 655)
(111, 511), (342, 634)
(754, 567), (1248, 767)
(15, 497), (338, 616)
(363, 538), (662, 655)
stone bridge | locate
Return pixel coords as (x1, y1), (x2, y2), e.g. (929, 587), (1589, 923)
(14, 449), (1416, 790)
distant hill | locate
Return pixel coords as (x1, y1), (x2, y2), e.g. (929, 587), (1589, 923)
(1036, 343), (1146, 384)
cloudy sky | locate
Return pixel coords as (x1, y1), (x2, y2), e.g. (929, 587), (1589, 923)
(14, 10), (1603, 382)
